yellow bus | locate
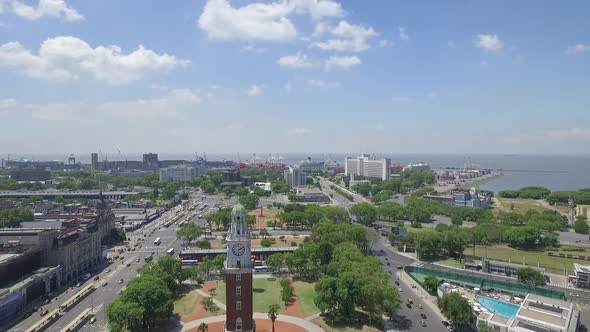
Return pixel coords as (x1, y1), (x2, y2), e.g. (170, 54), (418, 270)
(60, 307), (93, 332)
(25, 308), (61, 332)
(60, 283), (95, 312)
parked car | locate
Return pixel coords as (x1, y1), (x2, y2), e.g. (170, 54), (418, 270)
(420, 320), (427, 327)
(76, 282), (82, 287)
(40, 309), (48, 316)
(418, 304), (423, 309)
(102, 281), (108, 287)
(411, 283), (416, 288)
(94, 276), (100, 281)
(118, 279), (124, 284)
(89, 316), (97, 324)
(421, 313), (427, 319)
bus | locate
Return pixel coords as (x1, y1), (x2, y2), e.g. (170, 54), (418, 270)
(145, 253), (153, 262)
(166, 248), (175, 255)
(153, 237), (161, 245)
(25, 308), (61, 332)
(60, 307), (93, 332)
(60, 283), (95, 312)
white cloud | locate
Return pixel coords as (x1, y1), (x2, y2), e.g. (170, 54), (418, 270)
(245, 85), (263, 96)
(198, 0), (343, 42)
(324, 55), (360, 70)
(278, 52), (312, 69)
(0, 98), (17, 110)
(0, 36), (189, 83)
(547, 128), (590, 141)
(311, 21), (331, 38)
(308, 79), (339, 88)
(312, 20), (377, 52)
(476, 34), (503, 52)
(22, 89), (200, 121)
(398, 26), (409, 40)
(288, 127), (311, 136)
(378, 39), (393, 48)
(565, 43), (590, 55)
(9, 0), (84, 22)
(447, 40), (456, 48)
(240, 44), (265, 54)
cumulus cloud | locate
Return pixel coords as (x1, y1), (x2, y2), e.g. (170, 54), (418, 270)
(8, 0), (83, 21)
(547, 128), (590, 141)
(311, 21), (331, 38)
(378, 39), (393, 48)
(307, 79), (339, 88)
(278, 52), (312, 69)
(312, 20), (377, 52)
(198, 0), (343, 42)
(565, 43), (590, 55)
(476, 34), (503, 51)
(324, 55), (360, 70)
(0, 36), (189, 83)
(288, 127), (311, 136)
(398, 26), (409, 40)
(245, 85), (263, 96)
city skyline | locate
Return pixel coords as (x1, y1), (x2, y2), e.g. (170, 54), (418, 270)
(1, 0), (589, 154)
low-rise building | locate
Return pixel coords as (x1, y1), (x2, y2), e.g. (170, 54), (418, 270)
(482, 259), (545, 278)
(295, 188), (328, 202)
(575, 204), (590, 220)
(424, 188), (491, 209)
(477, 294), (579, 332)
(159, 164), (204, 182)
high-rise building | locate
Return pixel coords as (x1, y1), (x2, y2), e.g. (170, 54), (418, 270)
(284, 166), (307, 187)
(142, 153), (159, 169)
(91, 153), (98, 171)
(345, 155), (391, 180)
(225, 204), (255, 332)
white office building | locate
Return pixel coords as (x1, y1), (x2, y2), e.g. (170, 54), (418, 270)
(345, 155), (391, 180)
(574, 263), (590, 288)
(284, 166), (307, 187)
(159, 165), (203, 182)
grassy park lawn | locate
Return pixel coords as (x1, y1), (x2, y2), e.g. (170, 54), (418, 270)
(494, 198), (550, 214)
(313, 314), (382, 332)
(293, 281), (319, 317)
(464, 245), (590, 274)
(214, 277), (284, 312)
(248, 207), (279, 228)
(173, 291), (199, 317)
(436, 258), (463, 268)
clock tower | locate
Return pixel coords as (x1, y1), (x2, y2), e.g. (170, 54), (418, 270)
(225, 203), (255, 332)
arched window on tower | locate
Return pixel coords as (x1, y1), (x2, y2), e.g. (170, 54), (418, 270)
(236, 317), (243, 330)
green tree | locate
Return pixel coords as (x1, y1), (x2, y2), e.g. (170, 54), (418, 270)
(239, 193), (259, 210)
(423, 276), (440, 294)
(478, 323), (495, 332)
(268, 304), (281, 332)
(349, 203), (377, 225)
(197, 322), (209, 332)
(443, 231), (465, 259)
(280, 279), (294, 305)
(516, 267), (545, 286)
(111, 228), (126, 243)
(266, 253), (285, 272)
(437, 292), (473, 329)
(574, 216), (589, 234)
(261, 238), (273, 247)
(107, 299), (144, 332)
(120, 275), (174, 328)
(177, 223), (202, 244)
(201, 180), (216, 194)
(0, 208), (34, 228)
(414, 230), (443, 260)
(503, 226), (542, 249)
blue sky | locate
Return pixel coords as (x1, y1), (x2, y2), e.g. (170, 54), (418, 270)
(0, 0), (589, 155)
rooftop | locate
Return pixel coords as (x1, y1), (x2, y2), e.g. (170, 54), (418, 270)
(574, 262), (590, 273)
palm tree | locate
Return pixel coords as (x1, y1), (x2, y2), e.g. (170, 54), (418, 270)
(268, 304), (281, 332)
(197, 322), (208, 332)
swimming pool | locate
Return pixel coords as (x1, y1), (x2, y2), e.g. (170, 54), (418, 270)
(476, 296), (520, 319)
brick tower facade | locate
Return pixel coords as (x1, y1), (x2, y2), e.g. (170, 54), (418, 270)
(225, 203), (255, 332)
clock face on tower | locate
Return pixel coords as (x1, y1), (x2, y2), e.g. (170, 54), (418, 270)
(232, 243), (246, 256)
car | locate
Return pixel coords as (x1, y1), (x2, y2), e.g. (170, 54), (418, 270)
(89, 316), (97, 324)
(384, 257), (388, 261)
(408, 298), (413, 304)
(418, 304), (423, 309)
(136, 258), (140, 262)
(394, 280), (400, 285)
(76, 282), (82, 287)
(24, 311), (32, 318)
(102, 281), (108, 287)
(411, 283), (416, 288)
(397, 265), (403, 269)
(447, 326), (455, 331)
(379, 249), (384, 253)
(398, 288), (403, 292)
(387, 262), (391, 266)
(126, 263), (131, 267)
(94, 276), (100, 281)
(32, 306), (39, 312)
(420, 320), (427, 327)
(406, 303), (412, 309)
(44, 299), (50, 305)
(40, 309), (49, 316)
(118, 279), (124, 284)
(106, 269), (111, 273)
(120, 256), (125, 260)
(421, 313), (427, 319)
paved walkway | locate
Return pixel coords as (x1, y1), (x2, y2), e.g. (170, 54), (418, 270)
(194, 289), (227, 310)
(181, 313), (326, 332)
